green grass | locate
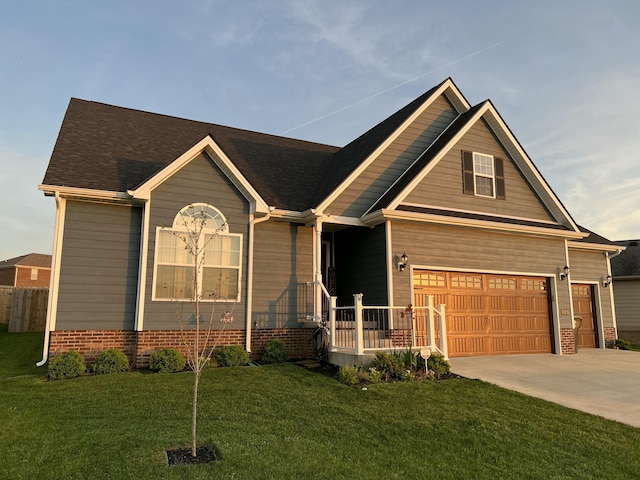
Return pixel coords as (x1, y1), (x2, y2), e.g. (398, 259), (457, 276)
(1, 324), (640, 479)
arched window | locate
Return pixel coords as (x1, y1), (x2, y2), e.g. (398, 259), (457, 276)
(153, 203), (242, 302)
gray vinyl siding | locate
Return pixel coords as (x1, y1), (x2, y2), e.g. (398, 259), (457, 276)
(390, 222), (574, 328)
(614, 279), (640, 331)
(569, 248), (615, 328)
(327, 95), (458, 217)
(405, 120), (553, 221)
(144, 153), (250, 330)
(334, 225), (388, 306)
(251, 221), (313, 328)
(56, 200), (141, 330)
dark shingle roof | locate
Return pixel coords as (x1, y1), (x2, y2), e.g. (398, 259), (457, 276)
(612, 240), (640, 277)
(0, 254), (52, 269)
(576, 226), (616, 245)
(43, 99), (339, 211)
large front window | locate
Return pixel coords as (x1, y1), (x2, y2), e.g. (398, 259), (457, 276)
(153, 204), (242, 302)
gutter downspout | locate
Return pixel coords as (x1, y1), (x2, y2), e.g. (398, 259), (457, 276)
(37, 192), (62, 367)
(245, 209), (272, 353)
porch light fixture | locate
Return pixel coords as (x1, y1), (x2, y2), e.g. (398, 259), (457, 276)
(558, 265), (570, 281)
(398, 252), (408, 272)
(602, 275), (612, 288)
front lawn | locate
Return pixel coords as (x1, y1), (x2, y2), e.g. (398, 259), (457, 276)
(1, 324), (639, 479)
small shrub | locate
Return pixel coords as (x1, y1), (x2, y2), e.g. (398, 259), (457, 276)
(92, 349), (129, 374)
(367, 367), (382, 384)
(215, 345), (249, 367)
(48, 351), (85, 380)
(616, 339), (631, 350)
(337, 365), (359, 386)
(149, 348), (186, 373)
(427, 353), (451, 378)
(261, 339), (290, 364)
(370, 351), (403, 381)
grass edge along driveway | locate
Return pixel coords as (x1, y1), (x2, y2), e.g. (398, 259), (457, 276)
(1, 325), (639, 480)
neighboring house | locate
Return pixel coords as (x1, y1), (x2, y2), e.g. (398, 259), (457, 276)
(612, 240), (640, 342)
(0, 254), (52, 288)
(39, 78), (622, 367)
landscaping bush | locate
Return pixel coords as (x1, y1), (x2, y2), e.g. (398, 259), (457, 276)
(215, 345), (249, 367)
(337, 365), (359, 386)
(370, 351), (403, 381)
(149, 348), (186, 373)
(48, 351), (85, 380)
(394, 348), (426, 371)
(92, 349), (129, 374)
(261, 339), (290, 364)
(616, 339), (631, 350)
(427, 353), (451, 378)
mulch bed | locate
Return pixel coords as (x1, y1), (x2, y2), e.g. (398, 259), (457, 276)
(166, 446), (217, 466)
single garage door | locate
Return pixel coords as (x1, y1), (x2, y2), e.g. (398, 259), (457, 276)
(571, 283), (598, 349)
(414, 270), (553, 356)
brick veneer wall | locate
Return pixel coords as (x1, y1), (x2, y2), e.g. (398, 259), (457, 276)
(49, 330), (137, 367)
(49, 328), (315, 368)
(603, 326), (617, 348)
(559, 328), (576, 354)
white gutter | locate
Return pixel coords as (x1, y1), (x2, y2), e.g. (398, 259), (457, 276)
(245, 209), (273, 353)
(37, 192), (65, 367)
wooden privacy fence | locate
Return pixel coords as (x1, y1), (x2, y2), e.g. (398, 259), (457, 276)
(3, 288), (49, 333)
(0, 287), (12, 323)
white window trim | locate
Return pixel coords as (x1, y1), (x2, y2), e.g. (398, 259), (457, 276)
(472, 152), (496, 199)
(151, 204), (243, 303)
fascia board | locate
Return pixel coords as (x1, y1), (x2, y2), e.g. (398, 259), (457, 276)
(130, 136), (270, 214)
(315, 79), (468, 214)
(38, 184), (129, 201)
(481, 104), (580, 232)
(567, 241), (624, 252)
(385, 103), (489, 211)
(364, 208), (585, 240)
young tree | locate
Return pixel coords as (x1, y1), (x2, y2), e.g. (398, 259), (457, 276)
(165, 204), (235, 458)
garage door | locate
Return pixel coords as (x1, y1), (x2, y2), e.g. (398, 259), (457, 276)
(572, 284), (598, 349)
(414, 270), (553, 356)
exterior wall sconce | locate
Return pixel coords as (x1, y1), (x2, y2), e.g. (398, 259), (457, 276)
(397, 252), (408, 272)
(602, 275), (612, 288)
(558, 265), (570, 281)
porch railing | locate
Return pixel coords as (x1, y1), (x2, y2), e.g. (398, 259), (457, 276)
(309, 284), (447, 359)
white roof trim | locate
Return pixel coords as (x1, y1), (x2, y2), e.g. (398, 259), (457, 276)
(315, 78), (469, 214)
(129, 136), (270, 214)
(38, 184), (130, 201)
(567, 241), (622, 252)
(362, 208), (585, 240)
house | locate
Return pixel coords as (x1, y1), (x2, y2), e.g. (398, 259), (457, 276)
(612, 240), (640, 342)
(38, 78), (623, 367)
(0, 254), (52, 288)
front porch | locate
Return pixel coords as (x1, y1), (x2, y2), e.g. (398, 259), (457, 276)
(308, 282), (448, 366)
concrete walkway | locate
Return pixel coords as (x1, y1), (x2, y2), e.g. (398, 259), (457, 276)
(449, 349), (640, 428)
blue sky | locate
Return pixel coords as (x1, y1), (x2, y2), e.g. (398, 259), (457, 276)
(1, 1), (639, 260)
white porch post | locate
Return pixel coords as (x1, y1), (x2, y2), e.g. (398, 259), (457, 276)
(329, 296), (337, 351)
(354, 293), (364, 355)
(438, 303), (448, 359)
(314, 219), (323, 322)
(426, 295), (435, 352)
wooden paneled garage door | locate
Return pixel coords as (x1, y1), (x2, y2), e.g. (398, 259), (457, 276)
(571, 284), (598, 349)
(414, 270), (553, 356)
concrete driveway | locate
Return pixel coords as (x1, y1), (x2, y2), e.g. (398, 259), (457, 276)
(449, 349), (640, 428)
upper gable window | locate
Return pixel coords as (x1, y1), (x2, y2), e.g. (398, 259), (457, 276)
(152, 204), (242, 302)
(462, 151), (505, 200)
